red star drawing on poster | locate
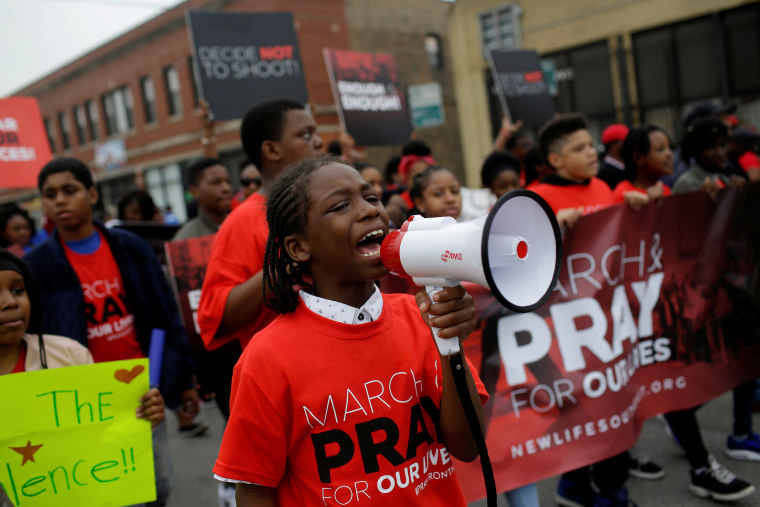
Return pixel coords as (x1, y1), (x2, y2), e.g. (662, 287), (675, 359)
(10, 440), (43, 465)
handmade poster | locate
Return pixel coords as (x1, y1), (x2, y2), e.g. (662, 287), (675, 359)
(186, 11), (308, 120)
(324, 48), (411, 145)
(0, 359), (155, 506)
(444, 186), (760, 501)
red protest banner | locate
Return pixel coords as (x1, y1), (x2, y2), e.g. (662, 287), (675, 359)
(0, 97), (52, 188)
(419, 187), (759, 501)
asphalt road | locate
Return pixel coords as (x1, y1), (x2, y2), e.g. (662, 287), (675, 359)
(164, 391), (759, 506)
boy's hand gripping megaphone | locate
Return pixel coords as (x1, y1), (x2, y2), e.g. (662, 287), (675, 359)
(381, 189), (562, 356)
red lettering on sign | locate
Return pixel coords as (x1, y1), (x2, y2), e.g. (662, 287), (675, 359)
(524, 71), (543, 83)
(259, 45), (294, 60)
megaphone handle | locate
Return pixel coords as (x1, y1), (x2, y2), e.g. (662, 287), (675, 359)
(426, 285), (461, 356)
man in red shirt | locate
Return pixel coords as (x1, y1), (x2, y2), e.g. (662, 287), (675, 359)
(198, 100), (324, 351)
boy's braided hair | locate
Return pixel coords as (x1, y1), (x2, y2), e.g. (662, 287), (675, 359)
(263, 155), (341, 314)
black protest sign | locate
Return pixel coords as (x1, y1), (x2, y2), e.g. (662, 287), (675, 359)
(487, 49), (555, 127)
(186, 11), (308, 120)
(323, 48), (411, 146)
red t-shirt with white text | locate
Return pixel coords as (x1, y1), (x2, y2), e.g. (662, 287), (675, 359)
(214, 293), (489, 506)
(62, 232), (144, 363)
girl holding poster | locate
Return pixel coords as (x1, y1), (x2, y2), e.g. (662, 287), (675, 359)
(0, 247), (164, 424)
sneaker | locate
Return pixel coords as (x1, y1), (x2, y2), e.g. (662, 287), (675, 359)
(594, 486), (637, 507)
(627, 446), (665, 480)
(218, 482), (236, 507)
(556, 477), (595, 507)
(689, 455), (755, 502)
(725, 432), (760, 461)
(179, 420), (210, 437)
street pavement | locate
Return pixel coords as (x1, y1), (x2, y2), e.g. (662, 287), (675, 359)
(165, 391), (759, 506)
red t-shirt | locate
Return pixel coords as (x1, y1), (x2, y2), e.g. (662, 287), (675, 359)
(63, 232), (143, 363)
(529, 176), (617, 215)
(612, 180), (672, 203)
(197, 192), (276, 350)
(12, 341), (26, 373)
(214, 293), (489, 506)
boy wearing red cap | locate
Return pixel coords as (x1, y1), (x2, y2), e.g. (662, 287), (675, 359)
(598, 123), (629, 190)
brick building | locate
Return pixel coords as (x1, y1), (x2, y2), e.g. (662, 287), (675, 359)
(6, 0), (461, 220)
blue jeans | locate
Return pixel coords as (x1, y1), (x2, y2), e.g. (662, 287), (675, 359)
(130, 421), (173, 506)
(504, 482), (539, 507)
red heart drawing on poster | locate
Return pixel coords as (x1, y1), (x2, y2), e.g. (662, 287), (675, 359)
(114, 365), (145, 384)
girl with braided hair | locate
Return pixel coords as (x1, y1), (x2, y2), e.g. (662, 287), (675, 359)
(214, 156), (489, 506)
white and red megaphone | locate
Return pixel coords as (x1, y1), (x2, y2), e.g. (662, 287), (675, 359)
(381, 190), (562, 356)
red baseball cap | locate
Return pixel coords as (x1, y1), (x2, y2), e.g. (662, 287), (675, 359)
(601, 124), (629, 145)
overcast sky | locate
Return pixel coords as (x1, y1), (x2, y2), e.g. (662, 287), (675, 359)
(1, 0), (185, 97)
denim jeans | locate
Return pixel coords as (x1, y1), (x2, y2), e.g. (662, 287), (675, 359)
(504, 482), (540, 507)
(130, 421), (173, 507)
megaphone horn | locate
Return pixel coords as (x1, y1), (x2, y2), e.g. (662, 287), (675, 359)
(381, 189), (562, 356)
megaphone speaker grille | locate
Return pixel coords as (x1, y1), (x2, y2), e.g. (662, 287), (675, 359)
(481, 190), (562, 312)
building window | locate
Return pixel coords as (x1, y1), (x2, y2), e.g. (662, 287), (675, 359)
(101, 93), (116, 135)
(122, 86), (135, 129)
(722, 5), (760, 94)
(632, 16), (725, 137)
(479, 4), (522, 57)
(58, 112), (71, 151)
(543, 41), (615, 117)
(674, 18), (720, 102)
(632, 28), (674, 109)
(73, 105), (87, 145)
(44, 118), (57, 153)
(163, 65), (183, 116)
(141, 76), (157, 123)
(101, 86), (135, 136)
(424, 34), (443, 69)
(86, 100), (100, 141)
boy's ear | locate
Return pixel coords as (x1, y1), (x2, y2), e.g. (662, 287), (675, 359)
(283, 233), (311, 264)
(189, 185), (200, 200)
(547, 152), (562, 172)
(261, 140), (282, 164)
(633, 151), (645, 168)
(87, 186), (99, 206)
